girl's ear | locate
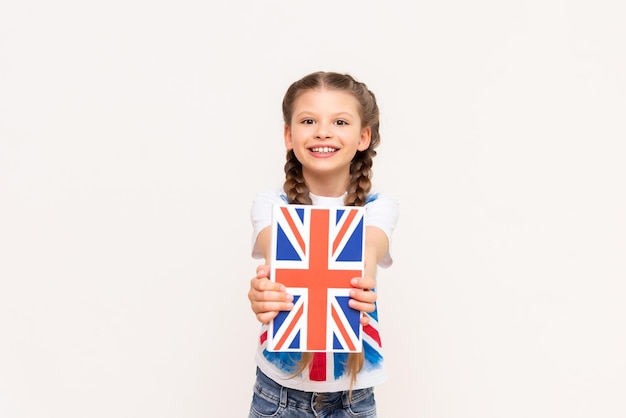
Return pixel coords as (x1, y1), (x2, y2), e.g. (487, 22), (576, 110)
(284, 124), (293, 150)
(357, 126), (372, 151)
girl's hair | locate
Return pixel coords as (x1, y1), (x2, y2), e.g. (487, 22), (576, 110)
(281, 71), (381, 390)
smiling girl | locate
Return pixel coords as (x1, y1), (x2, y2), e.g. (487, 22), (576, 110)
(247, 71), (399, 417)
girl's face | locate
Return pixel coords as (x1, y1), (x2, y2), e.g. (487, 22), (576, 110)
(284, 88), (371, 195)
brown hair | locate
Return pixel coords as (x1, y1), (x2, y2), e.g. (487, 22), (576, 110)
(281, 71), (381, 390)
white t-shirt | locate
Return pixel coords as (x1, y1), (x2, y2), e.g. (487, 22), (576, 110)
(249, 188), (399, 392)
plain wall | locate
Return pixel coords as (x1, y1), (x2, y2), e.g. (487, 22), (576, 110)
(1, 1), (625, 417)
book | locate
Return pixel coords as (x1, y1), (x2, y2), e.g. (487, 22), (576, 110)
(267, 204), (365, 353)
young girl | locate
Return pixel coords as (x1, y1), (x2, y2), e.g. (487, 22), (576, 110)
(247, 71), (398, 417)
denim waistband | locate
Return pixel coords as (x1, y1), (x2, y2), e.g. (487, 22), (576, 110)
(253, 367), (374, 412)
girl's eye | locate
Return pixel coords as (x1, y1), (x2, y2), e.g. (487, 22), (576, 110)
(335, 120), (348, 126)
(302, 118), (314, 124)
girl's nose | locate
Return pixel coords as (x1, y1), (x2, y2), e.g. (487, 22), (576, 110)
(315, 124), (332, 139)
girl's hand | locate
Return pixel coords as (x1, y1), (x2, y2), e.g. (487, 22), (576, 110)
(348, 276), (378, 326)
(248, 265), (294, 324)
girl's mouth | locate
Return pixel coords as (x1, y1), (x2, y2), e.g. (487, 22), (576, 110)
(309, 146), (338, 154)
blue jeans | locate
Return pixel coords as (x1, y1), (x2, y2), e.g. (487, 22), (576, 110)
(248, 368), (377, 417)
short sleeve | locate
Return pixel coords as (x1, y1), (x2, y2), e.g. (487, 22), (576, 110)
(364, 193), (399, 268)
(250, 189), (284, 259)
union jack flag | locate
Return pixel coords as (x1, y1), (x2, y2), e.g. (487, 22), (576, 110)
(268, 204), (365, 353)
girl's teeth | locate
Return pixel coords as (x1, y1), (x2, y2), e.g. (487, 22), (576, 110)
(312, 147), (336, 153)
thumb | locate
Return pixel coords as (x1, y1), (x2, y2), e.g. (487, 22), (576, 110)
(256, 264), (270, 278)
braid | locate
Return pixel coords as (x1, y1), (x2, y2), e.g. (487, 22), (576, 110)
(283, 150), (312, 205)
(345, 148), (376, 207)
(343, 148), (376, 391)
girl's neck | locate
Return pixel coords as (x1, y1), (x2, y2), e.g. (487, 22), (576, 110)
(308, 187), (346, 198)
(302, 166), (350, 197)
(304, 174), (349, 198)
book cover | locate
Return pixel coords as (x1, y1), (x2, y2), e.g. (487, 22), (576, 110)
(267, 204), (365, 353)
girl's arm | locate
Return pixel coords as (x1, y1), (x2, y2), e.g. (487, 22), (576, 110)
(347, 226), (389, 322)
(247, 227), (294, 324)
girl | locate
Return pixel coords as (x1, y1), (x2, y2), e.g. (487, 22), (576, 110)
(247, 71), (398, 417)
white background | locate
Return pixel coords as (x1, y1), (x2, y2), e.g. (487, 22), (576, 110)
(1, 1), (625, 417)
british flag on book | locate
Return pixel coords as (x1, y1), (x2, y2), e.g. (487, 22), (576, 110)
(268, 204), (365, 353)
